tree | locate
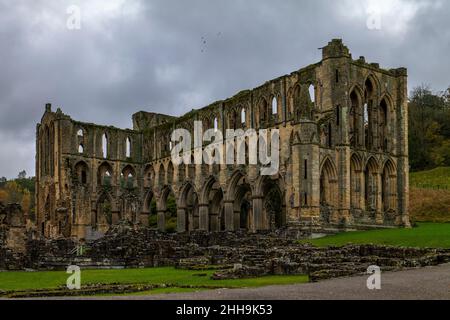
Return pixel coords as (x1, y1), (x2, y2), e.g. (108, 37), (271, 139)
(18, 170), (27, 179)
(0, 189), (7, 203)
(408, 85), (449, 171)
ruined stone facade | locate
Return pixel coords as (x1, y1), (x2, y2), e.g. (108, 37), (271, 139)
(35, 39), (410, 240)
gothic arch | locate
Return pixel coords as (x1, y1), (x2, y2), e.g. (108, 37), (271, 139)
(97, 162), (113, 186)
(157, 162), (165, 186)
(350, 153), (363, 209)
(177, 182), (198, 231)
(349, 86), (364, 148)
(319, 157), (338, 207)
(381, 159), (397, 215)
(74, 161), (89, 185)
(255, 175), (286, 229)
(144, 164), (155, 188)
(121, 165), (136, 188)
(364, 156), (380, 211)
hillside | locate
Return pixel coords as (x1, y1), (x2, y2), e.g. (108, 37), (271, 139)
(409, 167), (450, 223)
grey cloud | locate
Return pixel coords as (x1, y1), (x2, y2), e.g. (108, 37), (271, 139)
(0, 0), (449, 178)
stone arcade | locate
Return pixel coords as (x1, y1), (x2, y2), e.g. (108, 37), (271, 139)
(35, 39), (410, 240)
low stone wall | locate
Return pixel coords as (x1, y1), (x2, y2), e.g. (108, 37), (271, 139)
(2, 221), (450, 283)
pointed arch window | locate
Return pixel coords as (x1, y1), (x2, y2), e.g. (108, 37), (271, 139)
(308, 85), (315, 103)
(102, 133), (108, 158)
(213, 117), (218, 132)
(272, 97), (277, 115)
(126, 137), (131, 158)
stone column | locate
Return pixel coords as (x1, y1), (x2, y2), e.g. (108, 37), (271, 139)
(396, 69), (410, 227)
(375, 173), (383, 224)
(337, 146), (351, 224)
(224, 201), (234, 231)
(140, 212), (149, 227)
(209, 213), (218, 232)
(252, 196), (264, 231)
(157, 209), (165, 232)
(198, 204), (209, 231)
(177, 208), (186, 232)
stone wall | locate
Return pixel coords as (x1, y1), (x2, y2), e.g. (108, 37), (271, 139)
(13, 223), (450, 284)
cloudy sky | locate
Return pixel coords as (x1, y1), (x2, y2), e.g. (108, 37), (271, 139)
(0, 0), (449, 178)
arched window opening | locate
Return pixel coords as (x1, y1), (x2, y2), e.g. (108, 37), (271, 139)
(241, 108), (246, 124)
(102, 133), (108, 158)
(75, 162), (88, 185)
(364, 103), (369, 148)
(104, 171), (111, 185)
(121, 166), (135, 189)
(308, 84), (315, 103)
(126, 137), (131, 158)
(78, 144), (84, 154)
(77, 129), (84, 137)
(272, 97), (277, 115)
(364, 103), (369, 125)
(213, 117), (218, 132)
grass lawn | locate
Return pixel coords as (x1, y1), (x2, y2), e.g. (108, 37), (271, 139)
(410, 167), (450, 189)
(0, 267), (308, 293)
(301, 223), (450, 248)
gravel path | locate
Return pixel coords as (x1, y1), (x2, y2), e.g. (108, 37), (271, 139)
(113, 263), (450, 300)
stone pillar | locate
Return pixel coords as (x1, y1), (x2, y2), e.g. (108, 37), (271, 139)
(309, 143), (321, 219)
(157, 209), (165, 232)
(291, 141), (301, 222)
(209, 213), (218, 232)
(178, 208), (188, 232)
(198, 204), (209, 231)
(140, 212), (149, 227)
(337, 146), (351, 224)
(224, 201), (234, 231)
(396, 69), (410, 227)
(252, 196), (264, 231)
(375, 173), (383, 224)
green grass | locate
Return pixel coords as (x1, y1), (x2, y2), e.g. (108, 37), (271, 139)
(410, 167), (450, 189)
(301, 223), (450, 248)
(0, 267), (308, 293)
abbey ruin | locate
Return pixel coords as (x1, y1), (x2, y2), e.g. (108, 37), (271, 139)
(35, 39), (410, 240)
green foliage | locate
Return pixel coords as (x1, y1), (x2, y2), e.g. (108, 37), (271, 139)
(0, 172), (36, 219)
(0, 267), (308, 293)
(409, 85), (450, 171)
(300, 223), (450, 248)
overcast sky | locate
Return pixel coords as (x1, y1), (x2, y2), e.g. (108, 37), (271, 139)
(0, 0), (449, 178)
